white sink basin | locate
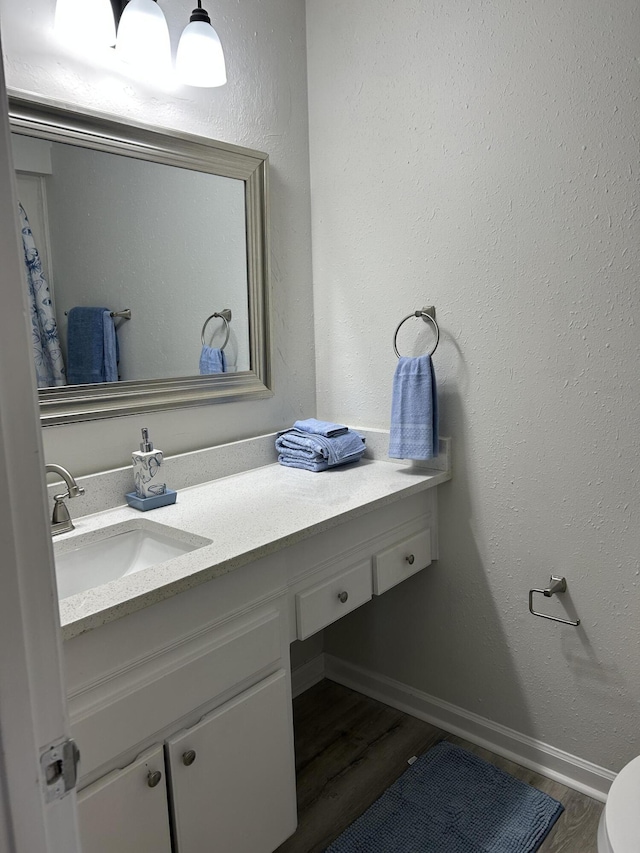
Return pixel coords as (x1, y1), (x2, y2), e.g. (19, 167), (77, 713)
(54, 522), (209, 599)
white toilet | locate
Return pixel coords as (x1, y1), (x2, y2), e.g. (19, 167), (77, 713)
(597, 755), (640, 852)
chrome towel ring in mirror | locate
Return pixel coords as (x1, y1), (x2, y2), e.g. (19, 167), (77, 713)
(201, 309), (232, 349)
(393, 306), (440, 358)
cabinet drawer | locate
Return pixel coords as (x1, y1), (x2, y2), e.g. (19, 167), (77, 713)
(296, 559), (372, 640)
(373, 529), (431, 595)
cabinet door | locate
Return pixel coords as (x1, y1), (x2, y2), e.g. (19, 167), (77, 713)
(167, 669), (297, 853)
(77, 744), (172, 853)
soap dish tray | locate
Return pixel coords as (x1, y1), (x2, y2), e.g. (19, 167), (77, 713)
(126, 489), (177, 511)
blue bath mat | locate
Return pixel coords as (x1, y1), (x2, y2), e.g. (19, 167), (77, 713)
(325, 741), (563, 853)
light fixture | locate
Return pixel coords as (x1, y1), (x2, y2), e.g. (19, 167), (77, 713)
(176, 1), (227, 88)
(115, 0), (172, 75)
(54, 0), (116, 48)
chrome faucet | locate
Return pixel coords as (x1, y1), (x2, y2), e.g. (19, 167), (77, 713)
(45, 463), (85, 536)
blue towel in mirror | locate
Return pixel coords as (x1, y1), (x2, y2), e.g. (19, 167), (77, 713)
(389, 355), (439, 460)
(67, 307), (119, 385)
(199, 346), (226, 374)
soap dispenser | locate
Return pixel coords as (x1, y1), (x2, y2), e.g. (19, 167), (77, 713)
(126, 428), (176, 511)
(132, 428), (166, 497)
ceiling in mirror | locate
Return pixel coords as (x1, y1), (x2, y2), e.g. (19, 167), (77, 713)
(9, 94), (272, 426)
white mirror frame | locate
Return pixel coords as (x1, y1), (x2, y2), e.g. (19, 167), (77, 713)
(9, 93), (272, 427)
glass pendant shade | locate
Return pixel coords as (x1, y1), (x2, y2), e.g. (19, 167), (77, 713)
(116, 0), (172, 75)
(176, 4), (227, 88)
(54, 0), (116, 47)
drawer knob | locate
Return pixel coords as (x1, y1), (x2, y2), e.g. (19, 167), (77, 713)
(147, 770), (162, 788)
(337, 591), (349, 604)
(182, 750), (197, 766)
(405, 554), (415, 565)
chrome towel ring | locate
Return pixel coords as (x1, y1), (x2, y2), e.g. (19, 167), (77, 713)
(201, 309), (232, 349)
(393, 306), (440, 358)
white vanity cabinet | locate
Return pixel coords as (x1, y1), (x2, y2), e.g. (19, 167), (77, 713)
(77, 671), (296, 853)
(64, 488), (440, 853)
(65, 553), (297, 853)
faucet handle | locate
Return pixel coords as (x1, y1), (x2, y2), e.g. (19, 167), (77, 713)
(52, 495), (73, 528)
(53, 485), (85, 501)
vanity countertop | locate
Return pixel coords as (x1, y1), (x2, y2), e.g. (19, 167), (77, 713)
(57, 458), (450, 639)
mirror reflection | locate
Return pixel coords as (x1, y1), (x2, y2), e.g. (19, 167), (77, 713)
(12, 133), (250, 388)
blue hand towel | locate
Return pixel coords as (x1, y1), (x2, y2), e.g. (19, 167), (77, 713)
(67, 307), (119, 385)
(276, 428), (366, 468)
(293, 418), (349, 437)
(389, 355), (439, 460)
(199, 346), (226, 374)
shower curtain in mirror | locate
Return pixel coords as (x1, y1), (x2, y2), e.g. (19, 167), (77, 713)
(18, 202), (66, 388)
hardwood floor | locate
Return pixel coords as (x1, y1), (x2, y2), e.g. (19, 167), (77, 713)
(276, 679), (603, 853)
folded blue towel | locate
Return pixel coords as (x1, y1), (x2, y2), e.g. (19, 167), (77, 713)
(293, 418), (348, 437)
(278, 450), (365, 472)
(199, 346), (226, 374)
(67, 307), (119, 385)
(276, 428), (366, 468)
(389, 355), (439, 460)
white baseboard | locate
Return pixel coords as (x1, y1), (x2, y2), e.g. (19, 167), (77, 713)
(316, 654), (615, 803)
(291, 654), (326, 698)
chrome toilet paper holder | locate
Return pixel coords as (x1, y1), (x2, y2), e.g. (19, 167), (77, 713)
(528, 576), (580, 627)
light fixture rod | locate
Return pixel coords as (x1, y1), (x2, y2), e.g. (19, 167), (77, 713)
(189, 1), (211, 24)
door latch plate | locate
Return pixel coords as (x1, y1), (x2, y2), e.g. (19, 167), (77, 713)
(40, 738), (80, 802)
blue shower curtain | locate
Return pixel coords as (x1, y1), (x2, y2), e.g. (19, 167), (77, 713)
(18, 202), (66, 388)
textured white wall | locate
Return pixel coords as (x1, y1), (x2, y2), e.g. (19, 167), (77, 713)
(308, 0), (640, 771)
(1, 0), (315, 473)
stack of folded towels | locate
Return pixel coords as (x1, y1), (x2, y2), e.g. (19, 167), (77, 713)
(276, 418), (366, 472)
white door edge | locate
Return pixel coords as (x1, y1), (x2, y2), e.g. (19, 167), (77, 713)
(0, 34), (81, 853)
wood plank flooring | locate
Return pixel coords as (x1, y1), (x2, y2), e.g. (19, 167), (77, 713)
(276, 679), (603, 853)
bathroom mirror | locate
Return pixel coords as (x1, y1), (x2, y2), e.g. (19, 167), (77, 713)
(9, 93), (271, 426)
